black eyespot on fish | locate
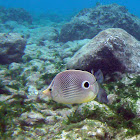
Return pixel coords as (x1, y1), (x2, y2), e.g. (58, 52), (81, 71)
(82, 81), (90, 89)
(49, 88), (52, 91)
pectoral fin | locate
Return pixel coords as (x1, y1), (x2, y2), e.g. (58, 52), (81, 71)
(95, 69), (104, 84)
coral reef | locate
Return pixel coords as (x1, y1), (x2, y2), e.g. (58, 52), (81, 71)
(0, 3), (140, 139)
(0, 6), (32, 24)
(59, 4), (140, 42)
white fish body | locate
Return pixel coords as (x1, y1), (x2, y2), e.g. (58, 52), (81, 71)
(43, 70), (99, 104)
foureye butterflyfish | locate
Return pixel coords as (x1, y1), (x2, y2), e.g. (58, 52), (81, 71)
(43, 70), (99, 104)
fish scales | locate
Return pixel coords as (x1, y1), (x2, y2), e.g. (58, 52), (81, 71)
(55, 72), (89, 98)
(43, 70), (99, 104)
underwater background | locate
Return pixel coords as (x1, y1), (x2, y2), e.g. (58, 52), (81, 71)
(0, 0), (140, 17)
(0, 0), (140, 139)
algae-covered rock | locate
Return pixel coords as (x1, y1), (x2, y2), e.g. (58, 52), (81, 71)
(59, 4), (140, 42)
(0, 73), (140, 139)
(0, 32), (139, 140)
(0, 3), (139, 139)
(0, 7), (32, 24)
(0, 33), (26, 64)
(27, 26), (59, 45)
(19, 111), (45, 126)
(57, 119), (114, 139)
(67, 28), (140, 75)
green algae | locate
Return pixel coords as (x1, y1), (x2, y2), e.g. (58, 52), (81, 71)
(22, 54), (32, 62)
(0, 79), (4, 89)
(4, 67), (28, 91)
(58, 119), (114, 140)
(0, 74), (139, 139)
(5, 67), (23, 78)
(62, 74), (140, 138)
(46, 99), (69, 110)
(0, 97), (36, 138)
(41, 74), (140, 139)
(134, 75), (140, 87)
(41, 72), (57, 81)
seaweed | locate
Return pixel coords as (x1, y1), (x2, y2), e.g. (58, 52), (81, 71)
(0, 98), (36, 138)
(64, 74), (140, 137)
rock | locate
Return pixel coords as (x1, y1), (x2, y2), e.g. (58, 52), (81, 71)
(27, 85), (39, 95)
(23, 39), (89, 66)
(60, 39), (90, 60)
(23, 42), (61, 61)
(40, 109), (57, 116)
(67, 28), (140, 75)
(0, 94), (12, 102)
(0, 72), (139, 139)
(125, 134), (140, 140)
(0, 23), (8, 33)
(45, 116), (58, 125)
(0, 33), (26, 64)
(20, 111), (45, 126)
(12, 92), (27, 99)
(8, 62), (22, 70)
(59, 4), (140, 42)
(36, 93), (50, 103)
(33, 128), (47, 137)
(27, 26), (59, 45)
(4, 21), (30, 36)
(0, 7), (32, 24)
(56, 108), (74, 118)
(58, 117), (114, 140)
(24, 94), (38, 102)
(107, 94), (118, 104)
(5, 21), (19, 30)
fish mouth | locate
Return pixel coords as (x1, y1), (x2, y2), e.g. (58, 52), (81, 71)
(42, 88), (51, 97)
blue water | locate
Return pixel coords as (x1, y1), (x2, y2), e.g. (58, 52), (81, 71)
(0, 0), (140, 18)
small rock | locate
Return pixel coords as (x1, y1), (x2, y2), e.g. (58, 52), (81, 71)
(20, 111), (45, 126)
(45, 116), (56, 125)
(37, 93), (50, 102)
(25, 94), (37, 102)
(0, 33), (26, 64)
(0, 94), (12, 102)
(41, 109), (57, 116)
(107, 94), (118, 104)
(27, 85), (38, 95)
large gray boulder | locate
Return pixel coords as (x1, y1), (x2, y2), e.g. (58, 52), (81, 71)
(59, 4), (140, 42)
(0, 33), (26, 64)
(67, 28), (140, 75)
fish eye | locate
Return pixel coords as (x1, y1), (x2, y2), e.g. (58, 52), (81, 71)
(49, 88), (52, 91)
(82, 81), (90, 89)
